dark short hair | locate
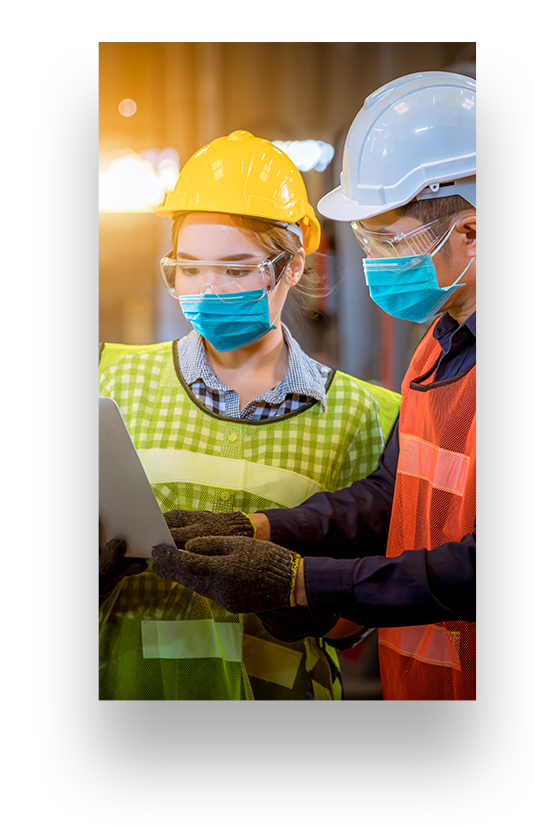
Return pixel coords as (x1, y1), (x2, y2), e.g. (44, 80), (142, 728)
(397, 194), (474, 223)
(396, 194), (475, 260)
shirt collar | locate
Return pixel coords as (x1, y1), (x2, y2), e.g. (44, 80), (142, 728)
(433, 310), (476, 355)
(177, 325), (328, 411)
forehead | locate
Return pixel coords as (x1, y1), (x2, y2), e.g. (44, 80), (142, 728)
(175, 213), (265, 255)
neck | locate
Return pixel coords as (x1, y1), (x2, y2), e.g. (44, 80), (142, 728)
(205, 325), (286, 371)
(444, 290), (476, 326)
(440, 251), (476, 326)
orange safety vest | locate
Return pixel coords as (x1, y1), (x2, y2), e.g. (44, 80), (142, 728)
(378, 320), (476, 700)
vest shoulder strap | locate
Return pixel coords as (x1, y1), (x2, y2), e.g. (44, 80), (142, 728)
(332, 371), (400, 443)
(99, 340), (175, 369)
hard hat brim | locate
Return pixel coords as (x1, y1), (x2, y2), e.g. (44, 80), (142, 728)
(318, 175), (476, 223)
(318, 186), (400, 222)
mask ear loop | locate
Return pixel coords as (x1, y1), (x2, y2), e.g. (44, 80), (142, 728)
(448, 256), (475, 289)
(266, 252), (293, 329)
(266, 292), (292, 331)
(429, 219), (475, 294)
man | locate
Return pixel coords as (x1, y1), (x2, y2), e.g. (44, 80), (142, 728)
(151, 71), (477, 700)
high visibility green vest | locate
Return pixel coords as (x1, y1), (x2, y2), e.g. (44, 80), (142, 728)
(99, 340), (400, 700)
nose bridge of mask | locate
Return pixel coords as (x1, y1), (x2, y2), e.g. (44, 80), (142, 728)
(195, 279), (263, 304)
(197, 282), (287, 323)
(364, 255), (435, 288)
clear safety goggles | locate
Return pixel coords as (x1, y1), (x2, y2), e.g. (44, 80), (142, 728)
(351, 215), (457, 259)
(160, 251), (291, 302)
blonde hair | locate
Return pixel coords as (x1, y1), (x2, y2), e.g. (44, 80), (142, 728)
(171, 212), (320, 315)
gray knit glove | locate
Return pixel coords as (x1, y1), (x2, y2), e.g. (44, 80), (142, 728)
(163, 510), (255, 548)
(152, 535), (300, 614)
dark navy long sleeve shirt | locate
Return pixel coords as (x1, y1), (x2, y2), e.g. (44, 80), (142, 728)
(263, 311), (476, 628)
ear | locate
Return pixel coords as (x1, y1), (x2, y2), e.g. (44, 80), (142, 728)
(455, 212), (476, 258)
(285, 248), (306, 287)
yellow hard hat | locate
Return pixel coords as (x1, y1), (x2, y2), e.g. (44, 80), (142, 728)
(155, 130), (321, 254)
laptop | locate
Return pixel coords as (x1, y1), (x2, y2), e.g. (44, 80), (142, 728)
(99, 396), (176, 559)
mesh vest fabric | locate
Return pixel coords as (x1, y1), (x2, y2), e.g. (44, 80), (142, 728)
(99, 340), (400, 700)
(378, 321), (476, 700)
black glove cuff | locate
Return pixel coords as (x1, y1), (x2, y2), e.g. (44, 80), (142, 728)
(257, 606), (337, 642)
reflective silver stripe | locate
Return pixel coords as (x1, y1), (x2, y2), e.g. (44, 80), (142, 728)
(139, 448), (324, 508)
(141, 619), (242, 661)
(140, 621), (303, 689)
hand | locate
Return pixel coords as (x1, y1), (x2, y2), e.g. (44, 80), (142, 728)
(99, 538), (148, 600)
(163, 510), (255, 547)
(152, 535), (300, 614)
(257, 606), (337, 642)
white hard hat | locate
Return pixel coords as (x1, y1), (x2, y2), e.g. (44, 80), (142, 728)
(318, 71), (476, 221)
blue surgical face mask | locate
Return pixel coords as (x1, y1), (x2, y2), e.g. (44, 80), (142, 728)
(179, 289), (284, 352)
(362, 224), (474, 324)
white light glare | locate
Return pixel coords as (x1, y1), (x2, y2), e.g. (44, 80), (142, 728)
(99, 147), (180, 212)
(273, 140), (335, 172)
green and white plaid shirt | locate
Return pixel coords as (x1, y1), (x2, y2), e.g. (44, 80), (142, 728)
(178, 325), (329, 420)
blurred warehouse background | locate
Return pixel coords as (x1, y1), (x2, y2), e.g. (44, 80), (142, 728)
(99, 41), (476, 699)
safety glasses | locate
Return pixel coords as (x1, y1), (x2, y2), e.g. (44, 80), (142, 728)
(160, 251), (291, 301)
(351, 215), (457, 259)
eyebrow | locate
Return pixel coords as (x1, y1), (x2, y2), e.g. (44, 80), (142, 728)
(360, 223), (399, 234)
(175, 252), (259, 262)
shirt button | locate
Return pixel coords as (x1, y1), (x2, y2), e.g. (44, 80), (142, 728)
(220, 492), (230, 501)
(228, 433), (238, 442)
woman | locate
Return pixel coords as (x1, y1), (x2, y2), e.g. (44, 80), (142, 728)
(99, 130), (400, 700)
